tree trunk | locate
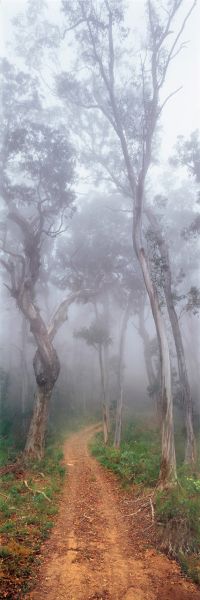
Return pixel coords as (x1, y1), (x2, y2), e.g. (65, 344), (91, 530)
(103, 344), (111, 434)
(20, 317), (29, 434)
(137, 302), (161, 425)
(94, 300), (110, 443)
(98, 344), (109, 445)
(17, 289), (60, 461)
(133, 200), (177, 487)
(103, 293), (111, 432)
(104, 80), (177, 484)
(24, 386), (51, 460)
(146, 207), (196, 464)
(168, 305), (196, 464)
(114, 296), (131, 448)
(23, 344), (60, 460)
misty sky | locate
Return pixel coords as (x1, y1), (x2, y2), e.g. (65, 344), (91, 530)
(0, 0), (200, 158)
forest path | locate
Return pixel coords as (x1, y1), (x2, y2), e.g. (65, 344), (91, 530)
(27, 425), (200, 600)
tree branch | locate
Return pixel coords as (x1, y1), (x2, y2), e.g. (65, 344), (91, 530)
(158, 0), (197, 88)
(158, 85), (182, 115)
(48, 291), (86, 341)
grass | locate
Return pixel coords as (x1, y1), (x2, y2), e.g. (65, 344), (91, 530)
(90, 424), (160, 487)
(0, 437), (66, 599)
(90, 421), (200, 586)
(155, 471), (200, 584)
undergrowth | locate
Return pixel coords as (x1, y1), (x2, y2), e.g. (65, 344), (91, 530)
(90, 425), (160, 486)
(0, 437), (66, 599)
(90, 422), (200, 586)
(156, 472), (200, 584)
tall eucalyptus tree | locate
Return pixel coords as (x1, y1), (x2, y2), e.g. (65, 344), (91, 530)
(56, 0), (197, 485)
(0, 61), (79, 459)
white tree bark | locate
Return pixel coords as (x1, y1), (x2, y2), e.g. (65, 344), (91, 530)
(146, 207), (196, 464)
(114, 296), (131, 448)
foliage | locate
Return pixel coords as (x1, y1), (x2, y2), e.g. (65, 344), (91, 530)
(171, 130), (200, 182)
(186, 286), (200, 315)
(74, 318), (112, 349)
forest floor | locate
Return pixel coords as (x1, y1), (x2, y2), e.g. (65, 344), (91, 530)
(25, 424), (200, 600)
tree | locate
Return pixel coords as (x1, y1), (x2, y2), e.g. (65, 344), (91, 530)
(146, 204), (196, 463)
(75, 316), (112, 443)
(57, 0), (197, 485)
(0, 60), (79, 459)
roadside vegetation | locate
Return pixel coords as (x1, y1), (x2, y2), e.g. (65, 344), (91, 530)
(90, 421), (200, 585)
(0, 432), (66, 599)
(0, 414), (97, 599)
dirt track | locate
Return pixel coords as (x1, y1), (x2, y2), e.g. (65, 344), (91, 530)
(27, 425), (200, 600)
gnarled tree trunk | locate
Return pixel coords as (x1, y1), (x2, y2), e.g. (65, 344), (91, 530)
(24, 386), (51, 460)
(23, 334), (60, 461)
(18, 290), (79, 460)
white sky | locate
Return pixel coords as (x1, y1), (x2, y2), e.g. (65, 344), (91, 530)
(0, 0), (200, 158)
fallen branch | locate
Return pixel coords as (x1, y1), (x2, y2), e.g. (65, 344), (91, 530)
(24, 479), (51, 502)
(124, 501), (150, 517)
(143, 523), (154, 533)
(150, 497), (155, 523)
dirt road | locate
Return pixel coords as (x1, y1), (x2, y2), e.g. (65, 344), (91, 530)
(27, 425), (200, 600)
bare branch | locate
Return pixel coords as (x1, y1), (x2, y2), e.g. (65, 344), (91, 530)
(48, 289), (96, 342)
(61, 18), (88, 38)
(158, 0), (197, 88)
(158, 85), (182, 115)
(42, 209), (69, 238)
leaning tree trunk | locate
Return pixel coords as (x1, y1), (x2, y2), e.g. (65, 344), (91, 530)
(23, 340), (60, 460)
(17, 288), (70, 461)
(114, 296), (131, 448)
(103, 87), (177, 484)
(146, 207), (196, 464)
(20, 290), (82, 459)
(133, 195), (177, 487)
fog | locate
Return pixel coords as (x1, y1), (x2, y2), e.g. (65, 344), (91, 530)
(0, 0), (200, 486)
